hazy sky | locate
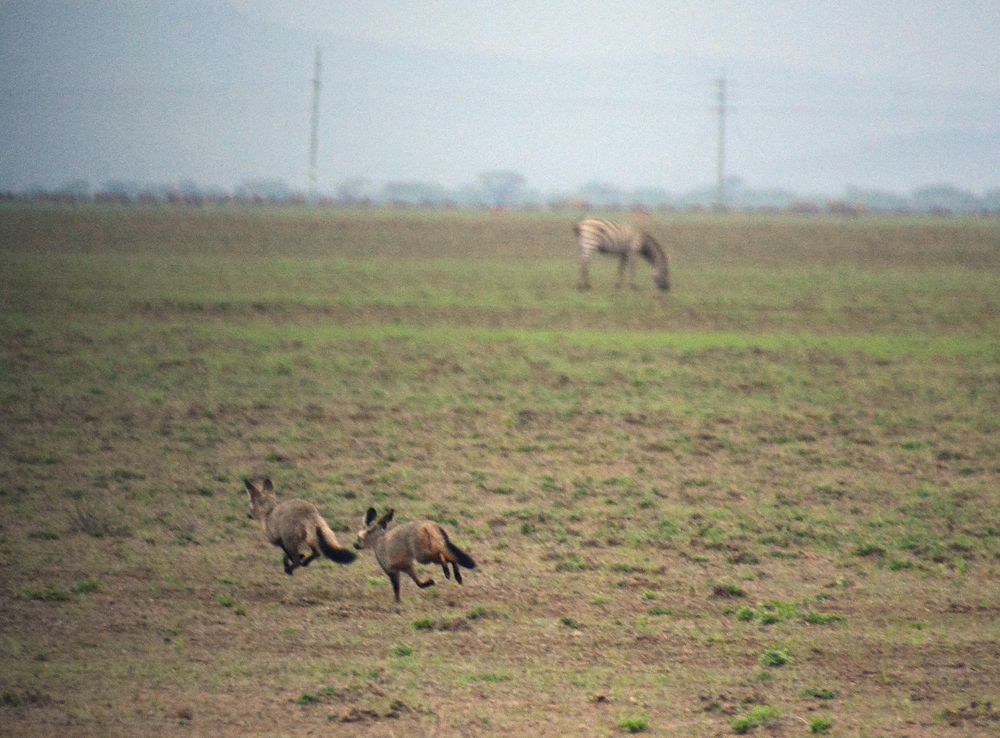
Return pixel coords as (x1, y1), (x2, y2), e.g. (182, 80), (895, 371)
(2, 0), (998, 194)
(228, 0), (999, 89)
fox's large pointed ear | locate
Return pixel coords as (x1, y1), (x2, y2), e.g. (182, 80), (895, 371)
(379, 508), (395, 527)
(245, 479), (260, 498)
(262, 478), (274, 493)
(365, 507), (378, 526)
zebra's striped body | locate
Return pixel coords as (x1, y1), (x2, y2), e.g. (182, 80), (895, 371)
(574, 218), (670, 292)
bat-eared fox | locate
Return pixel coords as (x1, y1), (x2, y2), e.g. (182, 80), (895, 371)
(244, 479), (356, 574)
(354, 508), (476, 603)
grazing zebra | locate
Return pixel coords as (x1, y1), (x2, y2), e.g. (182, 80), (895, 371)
(574, 218), (670, 292)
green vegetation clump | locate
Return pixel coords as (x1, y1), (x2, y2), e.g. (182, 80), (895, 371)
(18, 586), (72, 602)
(618, 714), (650, 733)
(810, 717), (834, 733)
(759, 648), (791, 667)
(732, 705), (780, 734)
(802, 688), (836, 700)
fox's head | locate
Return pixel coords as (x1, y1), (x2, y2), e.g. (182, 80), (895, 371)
(354, 507), (394, 550)
(244, 479), (278, 523)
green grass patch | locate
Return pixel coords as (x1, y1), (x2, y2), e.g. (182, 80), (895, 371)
(732, 705), (780, 734)
(18, 585), (72, 602)
(759, 648), (791, 667)
(618, 714), (650, 733)
(810, 717), (834, 733)
(802, 688), (836, 700)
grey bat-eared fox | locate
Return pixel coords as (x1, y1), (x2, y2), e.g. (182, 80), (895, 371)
(244, 479), (356, 574)
(354, 508), (476, 603)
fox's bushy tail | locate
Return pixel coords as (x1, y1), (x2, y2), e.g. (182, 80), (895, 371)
(444, 533), (476, 569)
(317, 523), (356, 565)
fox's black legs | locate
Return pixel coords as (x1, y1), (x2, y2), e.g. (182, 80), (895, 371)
(452, 563), (463, 584)
(405, 565), (434, 590)
(389, 571), (401, 603)
(281, 546), (306, 575)
(300, 551), (318, 567)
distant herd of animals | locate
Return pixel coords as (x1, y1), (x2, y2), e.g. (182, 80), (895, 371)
(243, 219), (668, 602)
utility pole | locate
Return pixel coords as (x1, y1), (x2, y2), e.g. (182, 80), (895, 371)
(308, 47), (322, 202)
(715, 74), (727, 210)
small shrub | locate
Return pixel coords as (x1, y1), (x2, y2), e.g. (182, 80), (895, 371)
(712, 582), (745, 598)
(732, 705), (779, 734)
(802, 688), (836, 700)
(412, 618), (435, 631)
(731, 717), (752, 734)
(735, 606), (755, 622)
(618, 714), (649, 733)
(853, 542), (885, 558)
(217, 595), (235, 608)
(554, 556), (589, 572)
(809, 718), (833, 733)
(760, 648), (791, 667)
(730, 551), (761, 565)
(803, 612), (845, 625)
(295, 693), (319, 705)
(810, 717), (834, 733)
(2, 692), (21, 706)
(559, 616), (583, 630)
(19, 585), (71, 602)
(763, 600), (798, 619)
(73, 580), (100, 594)
(391, 643), (414, 657)
(647, 606), (672, 616)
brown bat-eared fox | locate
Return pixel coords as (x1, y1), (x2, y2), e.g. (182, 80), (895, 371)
(244, 479), (356, 574)
(354, 508), (476, 603)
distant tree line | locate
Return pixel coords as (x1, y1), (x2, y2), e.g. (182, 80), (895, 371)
(5, 171), (1000, 215)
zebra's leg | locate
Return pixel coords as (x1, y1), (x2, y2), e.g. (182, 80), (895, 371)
(577, 250), (592, 290)
(615, 254), (628, 289)
(627, 249), (639, 289)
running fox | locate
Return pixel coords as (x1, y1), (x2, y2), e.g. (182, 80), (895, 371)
(353, 508), (476, 603)
(244, 479), (356, 574)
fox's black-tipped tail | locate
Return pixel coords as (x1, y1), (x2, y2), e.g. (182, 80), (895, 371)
(317, 527), (357, 565)
(445, 538), (476, 569)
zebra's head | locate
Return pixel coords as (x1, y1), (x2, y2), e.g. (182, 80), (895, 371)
(641, 235), (670, 292)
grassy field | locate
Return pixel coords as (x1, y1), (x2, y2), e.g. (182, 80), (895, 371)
(1, 205), (998, 736)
